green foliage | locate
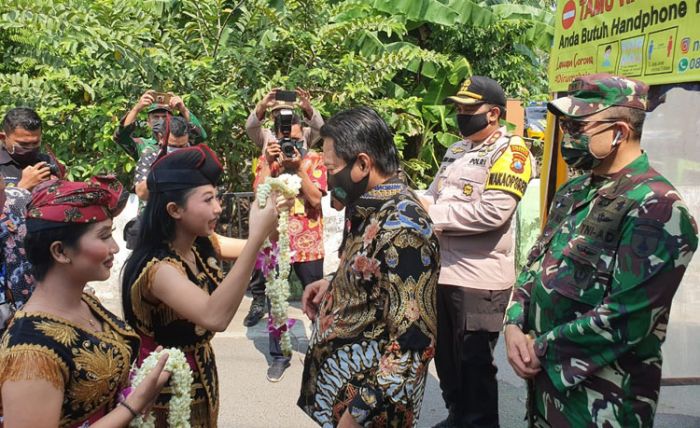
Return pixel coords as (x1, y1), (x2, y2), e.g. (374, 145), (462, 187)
(0, 0), (552, 190)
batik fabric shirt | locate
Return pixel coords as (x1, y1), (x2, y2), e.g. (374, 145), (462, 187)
(298, 177), (440, 427)
(128, 236), (222, 428)
(1, 187), (34, 333)
(505, 153), (698, 427)
(0, 293), (140, 427)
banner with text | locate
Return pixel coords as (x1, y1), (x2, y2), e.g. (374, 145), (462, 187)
(549, 0), (700, 91)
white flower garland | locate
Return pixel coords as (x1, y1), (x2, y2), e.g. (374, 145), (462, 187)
(130, 348), (193, 428)
(256, 173), (302, 356)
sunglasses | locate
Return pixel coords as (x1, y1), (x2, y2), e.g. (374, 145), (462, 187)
(559, 119), (620, 136)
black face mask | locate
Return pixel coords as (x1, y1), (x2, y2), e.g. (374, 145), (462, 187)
(152, 119), (166, 140)
(327, 159), (369, 208)
(457, 112), (489, 138)
(9, 144), (40, 166)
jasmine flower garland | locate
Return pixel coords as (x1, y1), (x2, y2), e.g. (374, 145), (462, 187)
(256, 173), (302, 356)
(130, 348), (193, 428)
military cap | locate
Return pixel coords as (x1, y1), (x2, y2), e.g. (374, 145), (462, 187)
(445, 76), (507, 107)
(147, 144), (223, 193)
(146, 103), (172, 114)
(548, 74), (648, 118)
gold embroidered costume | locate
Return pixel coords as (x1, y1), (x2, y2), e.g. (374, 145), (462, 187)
(0, 293), (139, 427)
(128, 237), (222, 428)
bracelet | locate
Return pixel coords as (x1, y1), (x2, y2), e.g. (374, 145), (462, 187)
(119, 400), (140, 419)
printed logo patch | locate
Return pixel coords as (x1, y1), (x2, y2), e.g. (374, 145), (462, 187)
(463, 184), (474, 196)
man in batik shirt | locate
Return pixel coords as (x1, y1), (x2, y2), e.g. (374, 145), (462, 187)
(299, 107), (440, 427)
(504, 74), (698, 427)
(0, 174), (34, 333)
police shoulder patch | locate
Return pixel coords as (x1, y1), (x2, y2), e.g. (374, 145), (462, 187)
(485, 137), (532, 199)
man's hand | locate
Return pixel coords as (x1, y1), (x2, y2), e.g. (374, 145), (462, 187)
(18, 162), (51, 190)
(136, 91), (155, 112)
(302, 278), (330, 321)
(280, 147), (302, 172)
(169, 95), (187, 115)
(338, 409), (362, 428)
(295, 87), (313, 119)
(504, 324), (541, 379)
(526, 335), (542, 371)
(265, 141), (282, 165)
(255, 88), (280, 120)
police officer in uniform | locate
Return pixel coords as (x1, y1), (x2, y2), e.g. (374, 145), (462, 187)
(423, 76), (533, 428)
(504, 74), (698, 427)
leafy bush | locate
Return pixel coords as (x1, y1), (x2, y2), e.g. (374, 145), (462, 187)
(0, 0), (552, 191)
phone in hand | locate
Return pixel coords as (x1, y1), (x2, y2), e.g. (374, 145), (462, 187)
(149, 91), (173, 105)
(275, 90), (296, 103)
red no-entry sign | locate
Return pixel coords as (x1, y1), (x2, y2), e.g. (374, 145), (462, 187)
(562, 0), (576, 30)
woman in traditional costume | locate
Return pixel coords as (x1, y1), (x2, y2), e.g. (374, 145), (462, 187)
(121, 145), (286, 427)
(0, 177), (170, 427)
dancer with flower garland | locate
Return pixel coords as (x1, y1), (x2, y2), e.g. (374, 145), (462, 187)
(0, 177), (170, 427)
(121, 145), (291, 427)
(298, 107), (440, 427)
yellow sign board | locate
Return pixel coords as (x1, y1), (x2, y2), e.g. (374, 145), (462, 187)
(549, 0), (700, 91)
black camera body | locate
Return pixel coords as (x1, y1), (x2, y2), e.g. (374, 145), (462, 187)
(277, 109), (305, 160)
(48, 160), (61, 177)
(279, 137), (298, 158)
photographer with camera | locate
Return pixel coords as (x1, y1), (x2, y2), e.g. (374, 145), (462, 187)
(0, 107), (64, 192)
(0, 107), (67, 334)
(247, 108), (327, 382)
(113, 90), (207, 161)
(246, 88), (323, 150)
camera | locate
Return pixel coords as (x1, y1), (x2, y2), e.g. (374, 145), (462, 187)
(277, 109), (299, 158)
(48, 160), (61, 177)
(148, 90), (173, 106)
(275, 90), (296, 103)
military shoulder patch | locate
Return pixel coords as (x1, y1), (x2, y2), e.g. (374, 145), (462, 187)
(485, 137), (532, 199)
(630, 221), (664, 258)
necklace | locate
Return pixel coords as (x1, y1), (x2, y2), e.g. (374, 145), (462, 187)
(174, 248), (198, 271)
(27, 302), (101, 332)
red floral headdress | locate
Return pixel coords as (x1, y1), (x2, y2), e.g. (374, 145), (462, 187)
(26, 176), (125, 232)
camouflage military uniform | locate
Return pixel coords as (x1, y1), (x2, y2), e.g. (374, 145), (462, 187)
(112, 105), (207, 161)
(505, 74), (699, 427)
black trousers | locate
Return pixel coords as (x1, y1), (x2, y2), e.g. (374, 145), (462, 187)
(248, 269), (266, 299)
(435, 284), (510, 428)
(265, 259), (324, 361)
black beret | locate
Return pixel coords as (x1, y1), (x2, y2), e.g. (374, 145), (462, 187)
(147, 145), (223, 192)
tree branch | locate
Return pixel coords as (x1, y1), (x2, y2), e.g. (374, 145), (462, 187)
(212, 0), (245, 60)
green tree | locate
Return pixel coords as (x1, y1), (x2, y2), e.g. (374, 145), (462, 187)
(0, 0), (552, 191)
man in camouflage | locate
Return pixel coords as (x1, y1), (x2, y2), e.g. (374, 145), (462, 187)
(113, 90), (206, 161)
(504, 74), (698, 427)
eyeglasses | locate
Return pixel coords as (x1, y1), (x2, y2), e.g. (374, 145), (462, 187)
(559, 119), (620, 136)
